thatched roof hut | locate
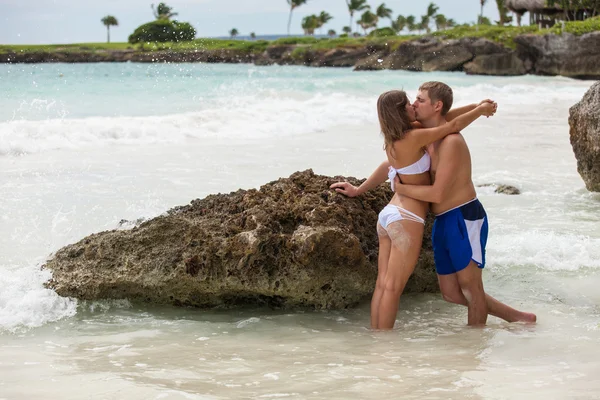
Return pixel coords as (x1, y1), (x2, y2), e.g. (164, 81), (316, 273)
(505, 0), (561, 14)
(506, 0), (594, 26)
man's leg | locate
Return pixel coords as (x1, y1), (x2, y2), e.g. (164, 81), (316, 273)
(455, 261), (487, 325)
(438, 269), (536, 323)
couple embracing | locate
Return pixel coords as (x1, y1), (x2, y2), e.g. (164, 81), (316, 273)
(331, 81), (536, 330)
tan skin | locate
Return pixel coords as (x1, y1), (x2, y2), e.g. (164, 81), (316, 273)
(392, 90), (537, 325)
(331, 97), (497, 330)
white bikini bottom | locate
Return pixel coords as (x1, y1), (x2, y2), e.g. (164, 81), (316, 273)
(377, 204), (425, 231)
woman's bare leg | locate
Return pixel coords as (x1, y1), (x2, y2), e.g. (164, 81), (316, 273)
(371, 223), (391, 329)
(377, 220), (424, 330)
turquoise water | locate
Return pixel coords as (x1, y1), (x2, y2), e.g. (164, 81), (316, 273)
(0, 63), (599, 399)
(1, 63), (584, 121)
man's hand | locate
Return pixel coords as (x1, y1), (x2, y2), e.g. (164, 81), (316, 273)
(477, 101), (497, 118)
(393, 175), (405, 195)
(330, 181), (360, 197)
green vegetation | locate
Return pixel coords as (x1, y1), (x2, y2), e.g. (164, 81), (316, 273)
(128, 2), (195, 44)
(368, 27), (396, 37)
(1, 17), (599, 56)
(0, 43), (133, 54)
(548, 16), (600, 35)
(270, 35), (414, 50)
(431, 24), (543, 48)
(128, 20), (196, 44)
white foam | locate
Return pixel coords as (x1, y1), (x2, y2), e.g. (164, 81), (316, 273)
(451, 81), (590, 108)
(489, 231), (600, 271)
(0, 266), (77, 332)
(0, 92), (374, 156)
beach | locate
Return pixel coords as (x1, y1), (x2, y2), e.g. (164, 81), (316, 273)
(1, 63), (599, 399)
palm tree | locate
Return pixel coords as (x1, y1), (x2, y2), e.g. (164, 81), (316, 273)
(446, 18), (457, 28)
(101, 15), (118, 44)
(345, 0), (370, 34)
(479, 0), (487, 25)
(328, 29), (337, 37)
(229, 28), (239, 38)
(421, 2), (438, 33)
(301, 15), (319, 35)
(495, 0), (513, 26)
(357, 10), (378, 35)
(342, 26), (352, 35)
(317, 11), (333, 34)
(376, 3), (393, 22)
(391, 15), (407, 33)
(426, 2), (439, 18)
(287, 0), (308, 36)
(419, 15), (430, 33)
(406, 15), (417, 33)
(151, 3), (178, 20)
(250, 32), (256, 39)
(434, 14), (447, 30)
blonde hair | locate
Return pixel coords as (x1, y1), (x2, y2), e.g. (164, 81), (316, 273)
(377, 90), (412, 155)
(418, 81), (453, 116)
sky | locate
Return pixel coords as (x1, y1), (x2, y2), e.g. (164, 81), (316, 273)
(0, 0), (509, 44)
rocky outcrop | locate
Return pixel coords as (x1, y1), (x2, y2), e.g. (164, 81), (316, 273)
(43, 170), (438, 310)
(3, 32), (598, 79)
(477, 183), (521, 194)
(569, 81), (600, 191)
(0, 49), (256, 64)
(354, 51), (389, 71)
(355, 37), (474, 72)
(463, 52), (527, 76)
(515, 32), (600, 79)
(311, 48), (371, 67)
(353, 37), (529, 75)
(495, 184), (521, 195)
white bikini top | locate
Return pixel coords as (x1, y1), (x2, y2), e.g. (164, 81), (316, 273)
(388, 152), (431, 191)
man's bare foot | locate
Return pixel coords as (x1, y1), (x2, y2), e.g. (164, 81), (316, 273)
(516, 312), (537, 323)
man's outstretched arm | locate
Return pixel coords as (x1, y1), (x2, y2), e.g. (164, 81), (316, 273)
(394, 136), (461, 203)
(446, 99), (496, 122)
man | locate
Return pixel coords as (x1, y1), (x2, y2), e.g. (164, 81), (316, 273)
(394, 81), (536, 325)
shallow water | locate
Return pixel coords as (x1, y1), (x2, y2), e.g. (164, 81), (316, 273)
(1, 64), (599, 399)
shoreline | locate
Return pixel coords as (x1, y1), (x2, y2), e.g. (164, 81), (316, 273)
(2, 29), (599, 79)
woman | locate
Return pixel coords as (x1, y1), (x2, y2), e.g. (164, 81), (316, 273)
(330, 90), (496, 330)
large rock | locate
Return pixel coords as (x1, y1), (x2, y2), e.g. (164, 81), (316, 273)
(459, 37), (512, 56)
(463, 52), (527, 76)
(312, 48), (371, 67)
(358, 37), (474, 72)
(0, 49), (257, 64)
(515, 32), (600, 79)
(44, 170), (438, 309)
(353, 51), (389, 71)
(569, 81), (600, 191)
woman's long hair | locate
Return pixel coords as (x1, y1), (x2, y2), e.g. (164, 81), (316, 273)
(377, 90), (412, 158)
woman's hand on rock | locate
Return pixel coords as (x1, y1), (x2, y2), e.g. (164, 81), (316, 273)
(330, 181), (359, 197)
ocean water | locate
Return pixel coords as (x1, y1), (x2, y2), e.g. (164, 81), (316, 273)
(1, 63), (599, 399)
